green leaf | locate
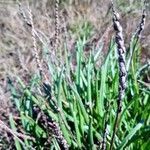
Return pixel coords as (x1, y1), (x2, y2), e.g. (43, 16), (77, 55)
(9, 114), (22, 150)
(117, 122), (143, 150)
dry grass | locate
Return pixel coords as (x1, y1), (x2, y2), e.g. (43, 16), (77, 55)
(0, 1), (149, 75)
(0, 0), (149, 149)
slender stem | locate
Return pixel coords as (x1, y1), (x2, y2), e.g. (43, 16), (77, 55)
(127, 7), (146, 71)
(110, 1), (127, 149)
(55, 0), (60, 52)
(110, 109), (121, 150)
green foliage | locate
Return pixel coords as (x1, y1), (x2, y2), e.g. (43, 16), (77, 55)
(70, 20), (94, 40)
(9, 35), (149, 150)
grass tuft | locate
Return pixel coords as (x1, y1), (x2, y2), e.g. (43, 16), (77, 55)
(1, 1), (149, 150)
